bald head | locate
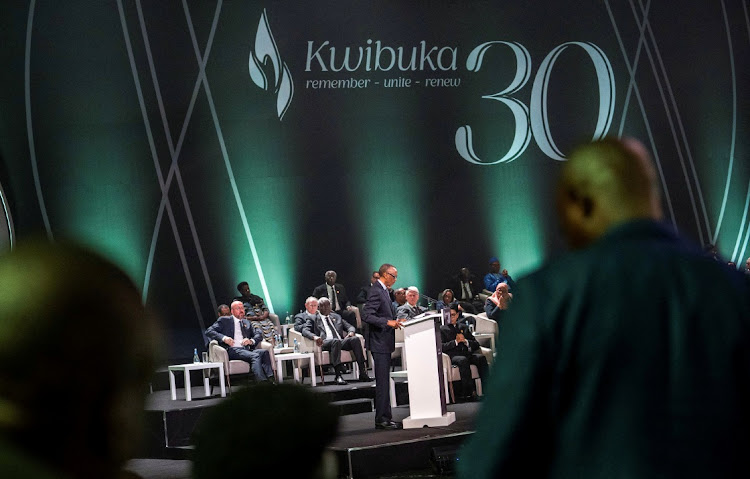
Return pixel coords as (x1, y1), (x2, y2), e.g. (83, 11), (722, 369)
(557, 137), (663, 249)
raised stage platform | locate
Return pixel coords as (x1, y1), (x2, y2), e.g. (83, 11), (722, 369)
(140, 367), (480, 478)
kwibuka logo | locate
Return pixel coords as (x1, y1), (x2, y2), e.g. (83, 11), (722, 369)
(248, 9), (293, 120)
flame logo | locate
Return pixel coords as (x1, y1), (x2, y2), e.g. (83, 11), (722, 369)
(248, 9), (293, 120)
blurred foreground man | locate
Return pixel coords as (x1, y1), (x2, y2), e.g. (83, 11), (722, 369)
(0, 240), (158, 478)
(459, 138), (750, 478)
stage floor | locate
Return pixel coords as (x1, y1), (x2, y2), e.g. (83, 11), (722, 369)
(130, 401), (478, 479)
(330, 402), (478, 477)
(332, 402), (479, 448)
(141, 370), (481, 477)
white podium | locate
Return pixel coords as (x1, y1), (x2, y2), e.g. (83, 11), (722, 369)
(401, 312), (456, 428)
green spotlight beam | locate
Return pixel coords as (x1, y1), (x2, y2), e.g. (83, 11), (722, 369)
(351, 125), (423, 290)
(481, 164), (543, 278)
(226, 172), (297, 316)
(183, 0), (275, 313)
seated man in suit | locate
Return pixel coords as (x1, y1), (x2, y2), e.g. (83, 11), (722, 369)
(312, 270), (359, 327)
(396, 286), (427, 320)
(302, 297), (371, 385)
(441, 304), (489, 400)
(205, 300), (274, 382)
(294, 296), (319, 332)
(356, 270), (381, 304)
(392, 287), (407, 311)
(451, 267), (484, 313)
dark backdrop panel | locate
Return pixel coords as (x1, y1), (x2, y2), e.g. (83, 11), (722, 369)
(1, 1), (748, 360)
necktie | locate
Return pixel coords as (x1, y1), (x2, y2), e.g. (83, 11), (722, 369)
(331, 286), (339, 311)
(234, 319), (244, 346)
(328, 316), (341, 339)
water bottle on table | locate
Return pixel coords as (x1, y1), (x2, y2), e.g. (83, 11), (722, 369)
(193, 348), (200, 363)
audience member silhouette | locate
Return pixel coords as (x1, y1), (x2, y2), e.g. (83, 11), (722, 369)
(193, 383), (339, 479)
(460, 137), (750, 478)
(0, 239), (158, 479)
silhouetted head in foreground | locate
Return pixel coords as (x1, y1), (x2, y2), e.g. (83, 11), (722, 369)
(557, 137), (663, 249)
(193, 383), (340, 479)
(0, 239), (158, 478)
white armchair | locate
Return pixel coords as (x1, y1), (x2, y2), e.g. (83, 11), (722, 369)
(288, 328), (366, 384)
(208, 338), (277, 391)
(466, 313), (498, 361)
(208, 340), (250, 391)
(442, 351), (486, 404)
(473, 312), (498, 334)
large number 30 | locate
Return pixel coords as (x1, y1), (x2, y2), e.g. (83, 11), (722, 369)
(456, 41), (615, 164)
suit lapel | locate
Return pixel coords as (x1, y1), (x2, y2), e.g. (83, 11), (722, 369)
(317, 316), (325, 338)
(240, 318), (251, 338)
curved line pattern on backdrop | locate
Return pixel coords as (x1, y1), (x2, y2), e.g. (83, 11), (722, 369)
(730, 1), (750, 265)
(711, 0), (738, 245)
(604, 0), (677, 229)
(623, 0), (704, 243)
(135, 0), (220, 313)
(182, 0), (276, 313)
(631, 0), (712, 244)
(0, 182), (14, 250)
(25, 0), (53, 240)
(116, 0), (208, 334)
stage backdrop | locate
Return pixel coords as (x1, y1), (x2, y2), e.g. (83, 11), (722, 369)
(1, 1), (748, 360)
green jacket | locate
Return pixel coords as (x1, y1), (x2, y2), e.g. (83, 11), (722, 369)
(459, 219), (750, 478)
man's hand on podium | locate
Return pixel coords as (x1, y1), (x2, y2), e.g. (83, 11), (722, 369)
(387, 319), (406, 329)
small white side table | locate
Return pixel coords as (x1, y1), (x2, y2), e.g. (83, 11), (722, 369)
(275, 352), (316, 386)
(168, 362), (226, 401)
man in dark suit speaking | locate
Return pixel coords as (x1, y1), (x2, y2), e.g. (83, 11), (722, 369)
(363, 263), (405, 430)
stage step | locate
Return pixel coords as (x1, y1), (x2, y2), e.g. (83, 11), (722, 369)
(330, 398), (373, 415)
(141, 368), (414, 462)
